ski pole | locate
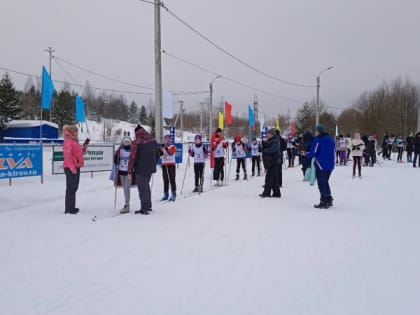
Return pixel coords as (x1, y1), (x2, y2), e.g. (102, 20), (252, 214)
(180, 150), (190, 194)
(113, 174), (118, 212)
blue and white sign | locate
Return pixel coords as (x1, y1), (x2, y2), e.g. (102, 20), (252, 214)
(261, 127), (268, 141)
(169, 126), (176, 144)
(0, 144), (43, 179)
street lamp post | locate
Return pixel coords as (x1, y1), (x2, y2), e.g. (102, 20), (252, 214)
(209, 75), (221, 138)
(316, 66), (334, 128)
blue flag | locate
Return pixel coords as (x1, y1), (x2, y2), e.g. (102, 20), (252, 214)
(75, 96), (86, 122)
(41, 66), (55, 109)
(248, 105), (255, 127)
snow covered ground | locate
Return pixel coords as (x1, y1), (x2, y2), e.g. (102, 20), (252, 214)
(1, 150), (419, 315)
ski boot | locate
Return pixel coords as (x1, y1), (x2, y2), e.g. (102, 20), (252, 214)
(251, 171), (255, 177)
(235, 174), (239, 180)
(134, 209), (149, 215)
(120, 205), (130, 214)
(160, 192), (169, 201)
(314, 199), (328, 209)
(325, 196), (333, 208)
(169, 193), (177, 201)
(192, 187), (199, 193)
(243, 174), (247, 180)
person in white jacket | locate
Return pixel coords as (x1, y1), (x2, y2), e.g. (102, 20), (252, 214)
(351, 132), (366, 178)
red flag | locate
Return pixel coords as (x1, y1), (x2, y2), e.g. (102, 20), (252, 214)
(225, 101), (233, 125)
(290, 121), (296, 136)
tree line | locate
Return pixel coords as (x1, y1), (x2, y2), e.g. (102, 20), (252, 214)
(296, 77), (420, 142)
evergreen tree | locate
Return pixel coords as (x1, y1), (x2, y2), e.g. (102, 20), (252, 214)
(128, 101), (138, 123)
(52, 90), (76, 132)
(139, 104), (148, 125)
(0, 72), (21, 128)
(21, 78), (40, 119)
(296, 102), (315, 134)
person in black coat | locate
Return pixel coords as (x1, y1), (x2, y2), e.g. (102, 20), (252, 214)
(412, 132), (420, 168)
(260, 128), (281, 198)
(275, 129), (287, 187)
(128, 125), (161, 214)
(300, 130), (314, 177)
(406, 133), (414, 163)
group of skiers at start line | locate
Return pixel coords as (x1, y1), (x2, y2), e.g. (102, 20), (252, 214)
(64, 124), (417, 215)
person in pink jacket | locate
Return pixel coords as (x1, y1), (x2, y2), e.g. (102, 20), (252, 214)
(63, 125), (88, 214)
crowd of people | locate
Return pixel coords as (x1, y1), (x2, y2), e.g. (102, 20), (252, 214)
(62, 123), (420, 215)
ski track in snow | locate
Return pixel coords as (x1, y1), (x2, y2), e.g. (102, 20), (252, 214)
(1, 149), (420, 315)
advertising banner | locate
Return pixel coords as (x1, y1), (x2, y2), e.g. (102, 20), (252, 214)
(52, 145), (114, 174)
(0, 144), (42, 179)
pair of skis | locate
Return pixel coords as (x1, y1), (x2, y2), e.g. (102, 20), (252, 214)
(92, 212), (127, 222)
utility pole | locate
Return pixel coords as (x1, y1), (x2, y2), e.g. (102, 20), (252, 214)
(209, 75), (221, 138)
(178, 101), (184, 141)
(209, 82), (213, 138)
(45, 46), (55, 121)
(315, 66), (334, 129)
(154, 0), (163, 143)
(200, 101), (204, 136)
(316, 76), (320, 128)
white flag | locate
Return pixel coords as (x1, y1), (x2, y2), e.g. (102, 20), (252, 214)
(162, 90), (173, 119)
(259, 113), (265, 132)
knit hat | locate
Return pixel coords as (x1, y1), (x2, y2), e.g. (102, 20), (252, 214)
(316, 124), (325, 133)
(121, 136), (132, 144)
(63, 124), (78, 136)
(195, 134), (202, 141)
(267, 128), (276, 136)
(215, 128), (223, 133)
(163, 134), (171, 142)
(135, 124), (142, 132)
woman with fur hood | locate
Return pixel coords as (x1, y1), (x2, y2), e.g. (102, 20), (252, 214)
(62, 125), (89, 214)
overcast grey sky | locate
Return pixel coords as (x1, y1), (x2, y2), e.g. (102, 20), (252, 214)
(1, 0), (420, 118)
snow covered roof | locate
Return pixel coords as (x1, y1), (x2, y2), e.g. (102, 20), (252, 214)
(6, 120), (58, 129)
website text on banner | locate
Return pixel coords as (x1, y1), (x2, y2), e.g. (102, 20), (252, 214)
(0, 144), (43, 179)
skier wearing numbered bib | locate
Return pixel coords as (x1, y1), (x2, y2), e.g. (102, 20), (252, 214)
(211, 128), (229, 186)
(249, 137), (262, 176)
(232, 134), (248, 180)
(113, 136), (136, 213)
(188, 134), (208, 192)
(159, 134), (177, 201)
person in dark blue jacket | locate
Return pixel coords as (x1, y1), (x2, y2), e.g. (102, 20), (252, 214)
(260, 128), (281, 198)
(301, 124), (335, 209)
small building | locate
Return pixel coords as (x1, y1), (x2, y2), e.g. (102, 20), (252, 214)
(2, 120), (60, 143)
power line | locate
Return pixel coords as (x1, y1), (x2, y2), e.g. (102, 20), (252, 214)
(0, 64), (208, 98)
(158, 2), (315, 88)
(54, 55), (208, 96)
(162, 50), (305, 104)
(53, 58), (80, 86)
(54, 56), (154, 90)
(0, 66), (154, 96)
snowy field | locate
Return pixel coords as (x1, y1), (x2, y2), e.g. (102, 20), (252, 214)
(1, 149), (419, 315)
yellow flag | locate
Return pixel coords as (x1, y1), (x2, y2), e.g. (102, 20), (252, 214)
(276, 119), (280, 131)
(218, 112), (224, 129)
